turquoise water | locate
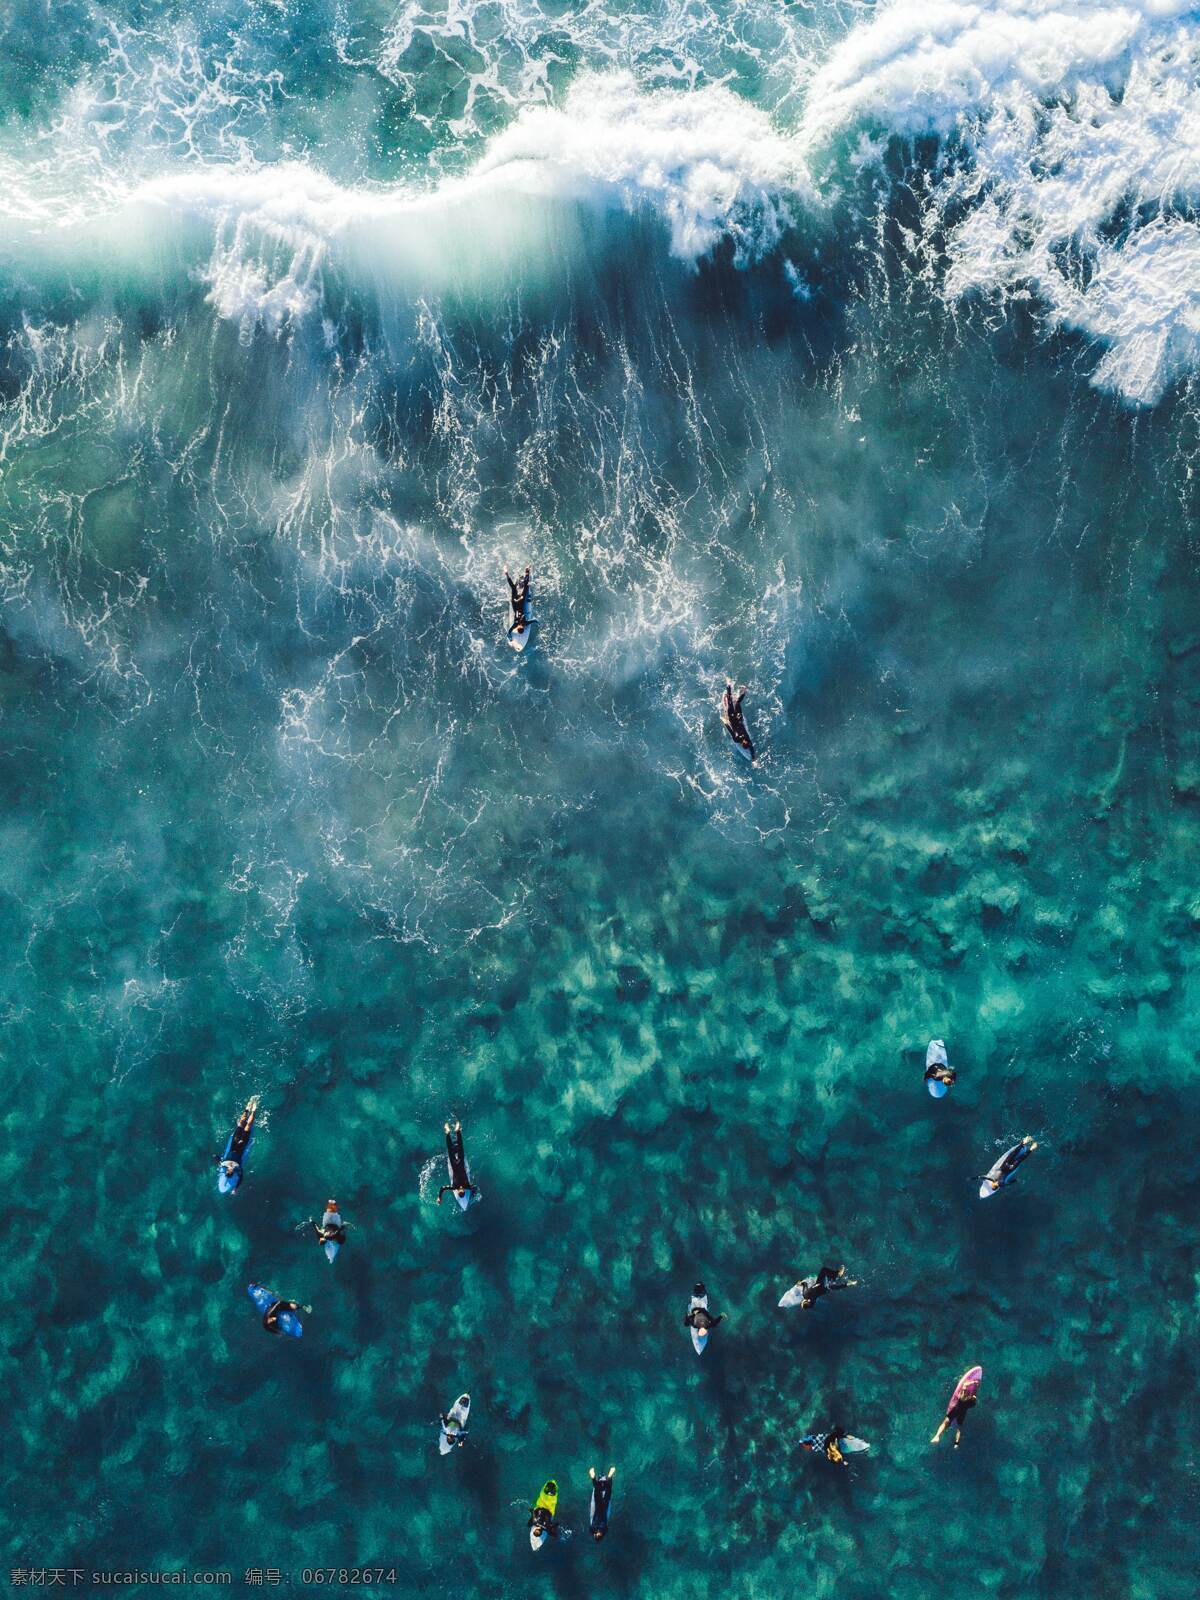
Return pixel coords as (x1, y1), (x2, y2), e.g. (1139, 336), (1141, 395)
(4, 1), (1200, 1595)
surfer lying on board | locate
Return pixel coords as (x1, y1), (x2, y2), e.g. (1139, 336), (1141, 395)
(684, 1292), (725, 1334)
(439, 1410), (469, 1448)
(931, 1386), (978, 1447)
(981, 1135), (1038, 1194)
(527, 1506), (561, 1540)
(311, 1200), (347, 1246)
(924, 1061), (957, 1088)
(437, 1122), (480, 1205)
(795, 1264), (858, 1309)
(589, 1466), (616, 1540)
(219, 1095), (259, 1185)
(801, 1427), (848, 1465)
(262, 1296), (304, 1334)
(505, 566), (531, 637)
(722, 681), (755, 761)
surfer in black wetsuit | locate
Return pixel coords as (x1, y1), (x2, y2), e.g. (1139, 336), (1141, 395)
(794, 1264), (858, 1309)
(684, 1284), (725, 1333)
(801, 1426), (848, 1465)
(528, 1503), (561, 1541)
(932, 1388), (978, 1447)
(924, 1061), (957, 1088)
(219, 1095), (259, 1186)
(436, 1122), (480, 1205)
(722, 681), (755, 761)
(311, 1199), (347, 1247)
(263, 1296), (304, 1334)
(588, 1466), (616, 1540)
(505, 566), (531, 637)
(982, 1135), (1038, 1194)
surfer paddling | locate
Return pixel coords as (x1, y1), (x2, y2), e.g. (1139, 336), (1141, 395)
(780, 1263), (858, 1310)
(980, 1136), (1038, 1197)
(931, 1366), (983, 1447)
(721, 680), (756, 763)
(505, 565), (531, 640)
(800, 1426), (849, 1466)
(437, 1121), (480, 1206)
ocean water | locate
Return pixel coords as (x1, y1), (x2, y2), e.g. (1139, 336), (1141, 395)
(3, 0), (1200, 1594)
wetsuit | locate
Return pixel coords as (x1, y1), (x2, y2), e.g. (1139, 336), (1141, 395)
(263, 1300), (300, 1334)
(988, 1138), (1035, 1190)
(528, 1508), (559, 1539)
(590, 1475), (613, 1538)
(797, 1265), (850, 1308)
(314, 1214), (347, 1245)
(722, 684), (755, 757)
(221, 1112), (254, 1182)
(437, 1127), (479, 1202)
(924, 1063), (957, 1086)
(684, 1306), (725, 1332)
(507, 571), (530, 632)
(945, 1394), (976, 1433)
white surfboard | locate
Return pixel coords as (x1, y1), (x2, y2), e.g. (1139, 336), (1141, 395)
(530, 1526), (546, 1551)
(841, 1435), (870, 1453)
(439, 1393), (470, 1455)
(321, 1208), (342, 1262)
(778, 1281), (808, 1309)
(926, 1039), (950, 1097)
(688, 1291), (709, 1354)
(507, 580), (535, 652)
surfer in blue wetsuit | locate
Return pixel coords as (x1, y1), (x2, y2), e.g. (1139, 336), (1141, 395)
(795, 1264), (858, 1310)
(219, 1096), (258, 1187)
(588, 1466), (616, 1540)
(436, 1122), (480, 1205)
(505, 566), (531, 638)
(801, 1426), (848, 1465)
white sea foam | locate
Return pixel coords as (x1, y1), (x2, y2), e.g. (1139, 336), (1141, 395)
(802, 0), (1200, 404)
(113, 72), (807, 337)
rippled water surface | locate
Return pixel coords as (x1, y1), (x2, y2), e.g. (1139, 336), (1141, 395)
(3, 1), (1200, 1595)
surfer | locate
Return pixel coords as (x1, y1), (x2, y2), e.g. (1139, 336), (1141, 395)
(931, 1376), (980, 1447)
(528, 1500), (561, 1541)
(684, 1284), (725, 1335)
(588, 1466), (616, 1541)
(924, 1060), (957, 1089)
(436, 1122), (480, 1205)
(981, 1135), (1038, 1195)
(791, 1264), (858, 1310)
(800, 1426), (848, 1466)
(262, 1295), (304, 1335)
(311, 1199), (347, 1248)
(218, 1095), (259, 1188)
(721, 681), (755, 762)
(439, 1410), (469, 1449)
(505, 566), (531, 638)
